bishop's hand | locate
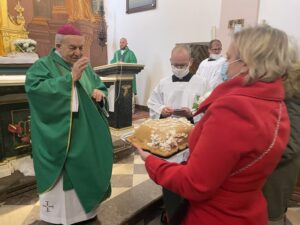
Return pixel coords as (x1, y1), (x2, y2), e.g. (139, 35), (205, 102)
(72, 57), (89, 81)
(92, 89), (105, 102)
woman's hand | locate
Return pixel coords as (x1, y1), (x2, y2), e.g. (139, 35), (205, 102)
(133, 144), (151, 161)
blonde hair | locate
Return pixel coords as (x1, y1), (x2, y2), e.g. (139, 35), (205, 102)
(233, 25), (293, 84)
(284, 62), (300, 99)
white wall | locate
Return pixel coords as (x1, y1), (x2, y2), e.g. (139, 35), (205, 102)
(104, 0), (222, 105)
(218, 0), (260, 55)
(258, 0), (300, 44)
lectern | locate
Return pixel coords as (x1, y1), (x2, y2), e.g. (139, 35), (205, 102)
(94, 63), (144, 129)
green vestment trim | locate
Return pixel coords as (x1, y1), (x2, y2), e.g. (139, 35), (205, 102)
(25, 49), (113, 213)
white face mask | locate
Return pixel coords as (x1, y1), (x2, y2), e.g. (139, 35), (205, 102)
(210, 53), (222, 60)
(171, 65), (190, 79)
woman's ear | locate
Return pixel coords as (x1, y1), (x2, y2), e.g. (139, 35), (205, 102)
(240, 62), (249, 74)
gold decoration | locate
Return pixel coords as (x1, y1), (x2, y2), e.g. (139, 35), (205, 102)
(65, 0), (96, 22)
(122, 84), (131, 97)
(0, 0), (28, 56)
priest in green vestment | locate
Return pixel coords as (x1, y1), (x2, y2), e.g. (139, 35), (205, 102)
(25, 24), (113, 224)
(110, 37), (138, 94)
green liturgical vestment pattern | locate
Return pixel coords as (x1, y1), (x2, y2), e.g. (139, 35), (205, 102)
(25, 49), (113, 213)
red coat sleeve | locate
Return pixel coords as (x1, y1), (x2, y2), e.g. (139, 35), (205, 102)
(145, 97), (259, 201)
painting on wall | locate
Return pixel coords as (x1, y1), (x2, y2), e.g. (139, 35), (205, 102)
(126, 0), (156, 14)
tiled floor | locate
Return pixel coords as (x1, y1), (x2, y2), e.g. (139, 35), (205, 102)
(1, 109), (300, 225)
(0, 152), (149, 225)
(0, 109), (150, 225)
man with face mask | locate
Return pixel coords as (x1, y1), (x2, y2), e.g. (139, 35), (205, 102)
(147, 45), (209, 122)
(195, 39), (226, 90)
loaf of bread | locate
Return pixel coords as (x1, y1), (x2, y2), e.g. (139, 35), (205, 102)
(127, 117), (193, 157)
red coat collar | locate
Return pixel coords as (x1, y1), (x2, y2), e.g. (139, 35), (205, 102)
(194, 75), (285, 116)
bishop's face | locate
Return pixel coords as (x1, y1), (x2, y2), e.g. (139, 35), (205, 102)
(56, 35), (85, 65)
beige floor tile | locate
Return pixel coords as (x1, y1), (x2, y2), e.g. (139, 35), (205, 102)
(112, 164), (134, 175)
(134, 155), (145, 164)
(108, 187), (130, 200)
(22, 205), (40, 225)
(0, 205), (34, 225)
(132, 174), (149, 186)
(287, 208), (300, 225)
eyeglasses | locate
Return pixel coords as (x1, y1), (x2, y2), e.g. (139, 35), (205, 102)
(171, 64), (189, 69)
(210, 48), (222, 51)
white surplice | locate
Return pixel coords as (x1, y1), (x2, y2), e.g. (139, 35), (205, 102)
(39, 176), (97, 225)
(195, 57), (226, 90)
(147, 75), (210, 119)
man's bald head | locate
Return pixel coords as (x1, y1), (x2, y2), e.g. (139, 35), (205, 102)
(170, 46), (191, 67)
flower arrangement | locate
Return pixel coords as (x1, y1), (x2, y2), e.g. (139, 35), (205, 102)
(14, 38), (37, 53)
(192, 91), (212, 112)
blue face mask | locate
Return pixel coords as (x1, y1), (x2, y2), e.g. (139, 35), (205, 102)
(220, 59), (241, 81)
(220, 62), (229, 81)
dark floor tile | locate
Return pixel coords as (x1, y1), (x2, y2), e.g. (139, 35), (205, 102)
(28, 217), (101, 225)
(134, 164), (147, 174)
(4, 188), (38, 205)
(74, 216), (101, 225)
(111, 175), (133, 188)
(288, 199), (300, 208)
(28, 220), (55, 225)
(115, 153), (134, 164)
(133, 111), (149, 121)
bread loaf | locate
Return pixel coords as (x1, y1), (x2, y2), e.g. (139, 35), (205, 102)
(128, 117), (193, 157)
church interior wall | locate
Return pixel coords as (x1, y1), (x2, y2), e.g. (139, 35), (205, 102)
(104, 0), (222, 106)
(106, 0), (300, 107)
(218, 0), (260, 55)
(258, 0), (300, 46)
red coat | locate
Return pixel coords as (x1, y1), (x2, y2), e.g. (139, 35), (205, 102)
(145, 76), (290, 225)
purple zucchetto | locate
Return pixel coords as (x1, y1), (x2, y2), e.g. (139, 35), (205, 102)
(57, 24), (81, 36)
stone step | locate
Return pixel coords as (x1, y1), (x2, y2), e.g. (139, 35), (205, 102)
(98, 179), (163, 225)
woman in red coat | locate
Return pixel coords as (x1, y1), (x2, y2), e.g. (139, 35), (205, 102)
(136, 25), (295, 225)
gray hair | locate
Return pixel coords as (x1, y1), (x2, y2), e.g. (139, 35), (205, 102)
(171, 45), (191, 59)
(208, 39), (222, 49)
(55, 34), (65, 46)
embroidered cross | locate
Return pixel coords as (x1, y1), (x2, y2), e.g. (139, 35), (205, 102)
(43, 201), (54, 212)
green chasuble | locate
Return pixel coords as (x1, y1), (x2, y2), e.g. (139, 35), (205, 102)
(110, 46), (138, 94)
(25, 48), (113, 213)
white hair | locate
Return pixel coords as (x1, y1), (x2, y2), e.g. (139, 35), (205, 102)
(55, 34), (65, 46)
